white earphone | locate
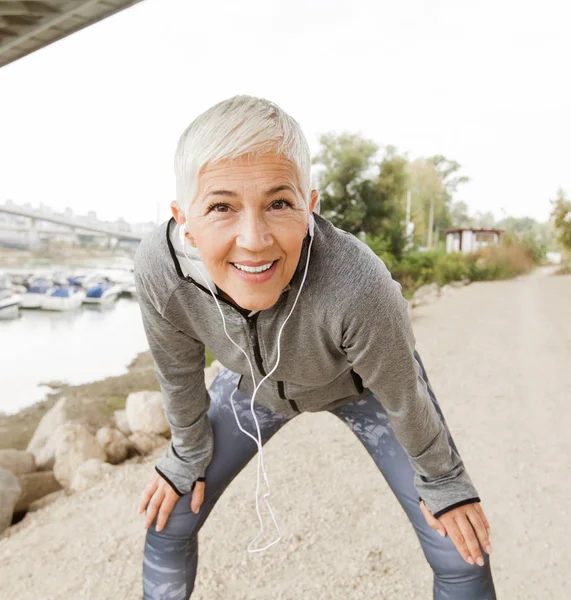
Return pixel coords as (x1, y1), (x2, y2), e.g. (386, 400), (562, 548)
(177, 212), (315, 552)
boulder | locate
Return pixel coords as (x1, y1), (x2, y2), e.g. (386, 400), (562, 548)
(128, 431), (168, 455)
(26, 396), (109, 471)
(71, 459), (115, 493)
(0, 449), (36, 476)
(0, 466), (22, 534)
(13, 471), (62, 513)
(450, 280), (465, 288)
(53, 424), (107, 490)
(113, 409), (132, 437)
(28, 489), (67, 513)
(125, 391), (169, 436)
(96, 427), (129, 465)
(204, 360), (223, 390)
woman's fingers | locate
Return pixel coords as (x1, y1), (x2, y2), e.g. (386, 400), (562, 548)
(191, 481), (206, 514)
(473, 502), (492, 535)
(440, 517), (475, 565)
(455, 513), (485, 567)
(138, 475), (159, 515)
(419, 500), (447, 537)
(467, 506), (493, 555)
(144, 486), (166, 529)
(155, 492), (178, 532)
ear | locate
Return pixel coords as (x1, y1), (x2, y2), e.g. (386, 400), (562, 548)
(171, 201), (197, 247)
(309, 189), (319, 214)
(170, 201), (186, 227)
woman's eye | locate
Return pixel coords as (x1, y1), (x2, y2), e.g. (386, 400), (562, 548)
(271, 199), (292, 210)
(207, 203), (230, 213)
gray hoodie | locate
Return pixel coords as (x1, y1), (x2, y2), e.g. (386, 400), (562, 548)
(134, 214), (479, 517)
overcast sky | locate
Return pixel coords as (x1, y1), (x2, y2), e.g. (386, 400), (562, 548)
(1, 0), (569, 225)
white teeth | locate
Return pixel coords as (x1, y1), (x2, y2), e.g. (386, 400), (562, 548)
(233, 262), (274, 274)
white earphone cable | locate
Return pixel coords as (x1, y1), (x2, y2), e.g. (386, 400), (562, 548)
(178, 218), (314, 552)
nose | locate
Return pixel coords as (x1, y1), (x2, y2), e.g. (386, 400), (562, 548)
(235, 212), (273, 252)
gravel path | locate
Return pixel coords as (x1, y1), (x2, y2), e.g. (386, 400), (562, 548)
(1, 268), (569, 599)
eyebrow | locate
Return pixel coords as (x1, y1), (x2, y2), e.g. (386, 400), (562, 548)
(203, 184), (297, 201)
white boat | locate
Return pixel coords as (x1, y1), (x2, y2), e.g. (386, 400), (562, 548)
(21, 279), (54, 309)
(83, 277), (123, 304)
(41, 286), (86, 311)
(0, 276), (22, 319)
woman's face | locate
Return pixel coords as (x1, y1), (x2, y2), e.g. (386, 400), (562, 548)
(177, 153), (318, 311)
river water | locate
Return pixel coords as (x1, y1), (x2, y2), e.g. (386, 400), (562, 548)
(0, 260), (150, 415)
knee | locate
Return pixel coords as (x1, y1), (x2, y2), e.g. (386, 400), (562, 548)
(426, 537), (494, 594)
(146, 493), (200, 540)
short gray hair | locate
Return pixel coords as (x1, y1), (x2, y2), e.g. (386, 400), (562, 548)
(174, 95), (311, 216)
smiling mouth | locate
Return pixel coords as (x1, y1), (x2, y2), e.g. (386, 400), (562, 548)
(231, 261), (277, 274)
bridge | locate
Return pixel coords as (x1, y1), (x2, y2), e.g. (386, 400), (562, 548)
(0, 1), (143, 69)
(0, 204), (143, 248)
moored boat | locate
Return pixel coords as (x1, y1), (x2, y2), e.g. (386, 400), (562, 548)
(83, 277), (123, 304)
(21, 279), (54, 309)
(0, 276), (22, 320)
(41, 285), (86, 311)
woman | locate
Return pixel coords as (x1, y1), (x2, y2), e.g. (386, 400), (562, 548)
(135, 95), (496, 599)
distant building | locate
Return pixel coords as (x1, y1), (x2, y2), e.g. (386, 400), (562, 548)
(446, 228), (504, 254)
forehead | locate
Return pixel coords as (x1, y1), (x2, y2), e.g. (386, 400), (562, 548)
(198, 153), (301, 191)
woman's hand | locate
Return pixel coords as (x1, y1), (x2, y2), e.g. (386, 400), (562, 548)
(420, 500), (492, 567)
(138, 472), (206, 532)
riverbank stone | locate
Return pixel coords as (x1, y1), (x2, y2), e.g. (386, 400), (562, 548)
(125, 391), (169, 436)
(0, 449), (36, 476)
(0, 466), (22, 534)
(26, 396), (109, 471)
(96, 427), (129, 465)
(71, 459), (115, 493)
(14, 471), (62, 513)
(53, 424), (107, 490)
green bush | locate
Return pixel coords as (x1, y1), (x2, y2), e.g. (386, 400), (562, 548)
(365, 235), (537, 293)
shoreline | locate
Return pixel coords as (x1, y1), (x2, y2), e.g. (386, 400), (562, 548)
(0, 350), (159, 452)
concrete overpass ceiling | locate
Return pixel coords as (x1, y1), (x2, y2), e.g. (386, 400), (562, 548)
(0, 0), (143, 69)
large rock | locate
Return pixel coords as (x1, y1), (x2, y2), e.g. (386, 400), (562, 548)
(26, 396), (110, 471)
(96, 427), (129, 465)
(125, 391), (169, 436)
(13, 471), (62, 513)
(0, 449), (36, 476)
(412, 283), (441, 307)
(53, 424), (107, 490)
(71, 459), (115, 493)
(113, 409), (132, 437)
(0, 466), (22, 534)
(128, 431), (168, 455)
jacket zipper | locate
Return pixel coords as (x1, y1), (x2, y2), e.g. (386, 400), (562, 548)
(249, 313), (300, 413)
(278, 380), (300, 412)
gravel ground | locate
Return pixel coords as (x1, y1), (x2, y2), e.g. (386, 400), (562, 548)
(1, 267), (569, 599)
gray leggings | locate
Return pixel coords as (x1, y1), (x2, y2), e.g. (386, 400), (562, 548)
(143, 353), (496, 599)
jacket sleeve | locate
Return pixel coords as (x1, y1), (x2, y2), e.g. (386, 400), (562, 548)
(341, 256), (480, 518)
(134, 273), (213, 496)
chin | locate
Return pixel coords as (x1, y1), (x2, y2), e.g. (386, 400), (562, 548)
(233, 291), (280, 312)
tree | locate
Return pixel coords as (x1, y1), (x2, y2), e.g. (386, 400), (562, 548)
(407, 159), (449, 247)
(550, 188), (571, 251)
(360, 146), (408, 257)
(312, 132), (378, 233)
